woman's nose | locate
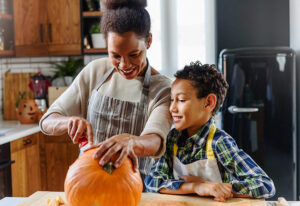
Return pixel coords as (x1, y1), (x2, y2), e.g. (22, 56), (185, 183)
(119, 57), (131, 69)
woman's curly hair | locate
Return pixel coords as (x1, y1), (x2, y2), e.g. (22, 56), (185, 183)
(174, 61), (229, 115)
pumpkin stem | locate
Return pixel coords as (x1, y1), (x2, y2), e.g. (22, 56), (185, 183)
(103, 161), (115, 174)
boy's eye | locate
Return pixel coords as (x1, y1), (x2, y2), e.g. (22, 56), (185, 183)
(179, 99), (186, 103)
(170, 98), (174, 102)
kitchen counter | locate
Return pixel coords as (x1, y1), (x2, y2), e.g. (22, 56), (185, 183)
(0, 118), (40, 145)
(1, 192), (300, 206)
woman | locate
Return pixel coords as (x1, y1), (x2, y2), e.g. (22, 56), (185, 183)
(39, 0), (172, 180)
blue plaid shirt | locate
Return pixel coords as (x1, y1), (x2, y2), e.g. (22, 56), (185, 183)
(145, 119), (275, 198)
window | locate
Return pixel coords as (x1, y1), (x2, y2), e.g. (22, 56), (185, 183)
(147, 0), (216, 78)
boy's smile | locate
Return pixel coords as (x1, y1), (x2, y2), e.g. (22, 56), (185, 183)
(170, 79), (213, 137)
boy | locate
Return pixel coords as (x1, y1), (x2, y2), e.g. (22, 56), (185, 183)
(144, 61), (275, 201)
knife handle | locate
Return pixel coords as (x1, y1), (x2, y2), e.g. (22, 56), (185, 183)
(79, 136), (88, 148)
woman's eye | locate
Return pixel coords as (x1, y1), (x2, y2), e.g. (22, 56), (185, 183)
(179, 100), (186, 103)
(113, 55), (121, 59)
(170, 99), (174, 102)
(130, 53), (139, 58)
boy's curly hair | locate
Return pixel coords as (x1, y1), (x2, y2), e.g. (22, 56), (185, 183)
(174, 61), (229, 115)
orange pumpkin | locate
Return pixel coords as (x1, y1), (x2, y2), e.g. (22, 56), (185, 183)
(17, 99), (40, 124)
(64, 148), (143, 206)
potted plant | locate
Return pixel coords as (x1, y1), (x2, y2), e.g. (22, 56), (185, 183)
(51, 57), (84, 86)
(89, 23), (106, 48)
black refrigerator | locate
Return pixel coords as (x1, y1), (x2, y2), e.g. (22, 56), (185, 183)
(218, 47), (297, 200)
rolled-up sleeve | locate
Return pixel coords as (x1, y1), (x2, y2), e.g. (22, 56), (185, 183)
(215, 135), (276, 198)
(144, 154), (184, 193)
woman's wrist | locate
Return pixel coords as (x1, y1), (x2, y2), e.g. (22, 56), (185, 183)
(131, 134), (162, 157)
(43, 113), (70, 135)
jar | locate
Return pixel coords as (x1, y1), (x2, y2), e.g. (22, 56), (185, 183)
(0, 29), (5, 51)
(0, 0), (9, 14)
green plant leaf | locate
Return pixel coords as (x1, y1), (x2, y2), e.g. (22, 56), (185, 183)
(51, 57), (84, 81)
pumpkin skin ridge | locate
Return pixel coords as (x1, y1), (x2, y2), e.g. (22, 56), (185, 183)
(116, 165), (142, 205)
(65, 148), (142, 206)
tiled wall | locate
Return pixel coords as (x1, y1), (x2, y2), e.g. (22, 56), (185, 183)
(0, 54), (107, 115)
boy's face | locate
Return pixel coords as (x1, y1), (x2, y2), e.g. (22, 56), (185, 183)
(170, 79), (212, 137)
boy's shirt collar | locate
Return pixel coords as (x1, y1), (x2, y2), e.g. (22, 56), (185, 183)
(175, 118), (214, 147)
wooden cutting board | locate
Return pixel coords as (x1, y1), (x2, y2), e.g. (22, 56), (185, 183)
(3, 72), (35, 120)
(17, 191), (266, 206)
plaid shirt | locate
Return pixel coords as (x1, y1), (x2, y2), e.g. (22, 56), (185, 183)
(144, 119), (275, 198)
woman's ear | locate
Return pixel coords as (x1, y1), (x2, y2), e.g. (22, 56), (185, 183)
(146, 33), (152, 49)
(204, 93), (217, 112)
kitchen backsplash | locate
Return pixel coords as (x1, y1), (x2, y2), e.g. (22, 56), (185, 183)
(0, 54), (107, 116)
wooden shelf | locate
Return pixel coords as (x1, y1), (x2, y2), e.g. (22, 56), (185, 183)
(84, 48), (107, 54)
(82, 11), (103, 17)
(0, 13), (12, 20)
(0, 50), (14, 56)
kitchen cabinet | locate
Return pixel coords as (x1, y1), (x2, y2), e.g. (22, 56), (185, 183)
(43, 134), (79, 191)
(81, 0), (108, 54)
(13, 0), (81, 57)
(10, 132), (79, 197)
(0, 0), (14, 56)
(10, 133), (43, 197)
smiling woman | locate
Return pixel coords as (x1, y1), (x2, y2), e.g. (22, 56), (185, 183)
(39, 0), (172, 187)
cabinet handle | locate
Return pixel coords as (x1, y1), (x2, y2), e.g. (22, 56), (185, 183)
(48, 23), (52, 42)
(40, 24), (43, 42)
(23, 138), (32, 146)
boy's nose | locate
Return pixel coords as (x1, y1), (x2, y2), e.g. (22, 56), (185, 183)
(169, 102), (177, 113)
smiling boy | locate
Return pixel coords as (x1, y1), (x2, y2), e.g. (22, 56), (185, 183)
(144, 61), (275, 201)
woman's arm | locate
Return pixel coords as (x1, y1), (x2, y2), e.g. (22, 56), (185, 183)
(41, 113), (94, 145)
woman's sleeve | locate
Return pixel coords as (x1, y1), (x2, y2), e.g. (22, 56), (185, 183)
(215, 134), (276, 198)
(141, 78), (172, 158)
(39, 58), (108, 134)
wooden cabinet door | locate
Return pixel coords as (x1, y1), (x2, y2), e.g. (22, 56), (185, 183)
(46, 0), (82, 56)
(10, 133), (44, 197)
(13, 0), (48, 56)
(43, 133), (79, 191)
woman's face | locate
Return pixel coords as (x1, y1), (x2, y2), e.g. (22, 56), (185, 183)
(107, 31), (152, 80)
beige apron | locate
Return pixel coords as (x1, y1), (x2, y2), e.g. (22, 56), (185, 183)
(85, 59), (153, 177)
(173, 124), (222, 182)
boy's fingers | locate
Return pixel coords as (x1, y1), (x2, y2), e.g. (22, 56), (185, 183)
(178, 175), (188, 181)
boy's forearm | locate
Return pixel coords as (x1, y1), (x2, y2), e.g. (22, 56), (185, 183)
(159, 182), (195, 195)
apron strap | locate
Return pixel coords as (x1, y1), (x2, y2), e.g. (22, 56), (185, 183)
(95, 67), (115, 91)
(173, 124), (216, 159)
(139, 58), (151, 105)
(206, 124), (216, 159)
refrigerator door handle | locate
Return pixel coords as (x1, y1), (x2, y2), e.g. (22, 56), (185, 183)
(228, 106), (259, 114)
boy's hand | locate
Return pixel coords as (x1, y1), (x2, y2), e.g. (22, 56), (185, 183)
(179, 175), (206, 183)
(193, 181), (233, 202)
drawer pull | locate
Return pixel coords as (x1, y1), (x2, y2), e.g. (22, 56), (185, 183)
(23, 138), (32, 145)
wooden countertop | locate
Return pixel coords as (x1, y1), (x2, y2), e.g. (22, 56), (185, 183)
(17, 191), (266, 206)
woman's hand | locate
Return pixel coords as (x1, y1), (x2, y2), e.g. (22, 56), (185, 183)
(92, 133), (138, 171)
(67, 116), (94, 145)
(193, 181), (233, 202)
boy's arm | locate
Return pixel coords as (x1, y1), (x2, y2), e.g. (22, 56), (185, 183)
(215, 135), (276, 198)
(144, 153), (185, 192)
